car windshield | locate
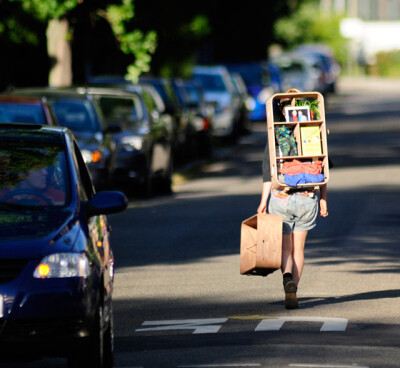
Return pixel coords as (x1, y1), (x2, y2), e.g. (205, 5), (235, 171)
(185, 85), (202, 105)
(227, 65), (263, 86)
(96, 96), (144, 130)
(279, 62), (305, 75)
(0, 144), (69, 208)
(193, 74), (227, 92)
(51, 100), (97, 132)
(0, 103), (46, 124)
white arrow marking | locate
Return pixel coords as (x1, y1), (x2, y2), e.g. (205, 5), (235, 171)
(255, 317), (348, 332)
(135, 318), (228, 334)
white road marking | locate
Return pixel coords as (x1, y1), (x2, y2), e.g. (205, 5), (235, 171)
(135, 316), (348, 334)
(289, 364), (369, 368)
(179, 364), (261, 367)
(135, 318), (228, 334)
(255, 317), (348, 332)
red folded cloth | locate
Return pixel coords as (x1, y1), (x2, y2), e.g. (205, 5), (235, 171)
(280, 159), (323, 175)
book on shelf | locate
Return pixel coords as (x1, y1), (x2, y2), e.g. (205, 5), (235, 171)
(300, 126), (322, 156)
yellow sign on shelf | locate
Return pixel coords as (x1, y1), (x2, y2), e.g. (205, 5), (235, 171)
(300, 126), (322, 156)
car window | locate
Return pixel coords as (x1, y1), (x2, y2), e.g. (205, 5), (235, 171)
(192, 74), (227, 92)
(0, 143), (69, 207)
(0, 103), (46, 124)
(51, 100), (97, 132)
(73, 141), (95, 200)
(184, 85), (201, 105)
(96, 96), (143, 129)
(279, 62), (305, 74)
(151, 83), (178, 111)
(141, 89), (158, 113)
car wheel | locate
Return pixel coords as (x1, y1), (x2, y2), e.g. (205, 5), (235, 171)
(67, 304), (113, 368)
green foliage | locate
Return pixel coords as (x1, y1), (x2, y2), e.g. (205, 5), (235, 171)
(105, 0), (157, 83)
(9, 0), (79, 20)
(1, 16), (39, 45)
(374, 50), (400, 77)
(180, 15), (211, 39)
(0, 2), (43, 46)
(295, 98), (320, 120)
(8, 0), (158, 84)
(274, 0), (348, 66)
(159, 56), (196, 79)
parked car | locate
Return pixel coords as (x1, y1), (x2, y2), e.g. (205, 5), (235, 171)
(192, 65), (241, 141)
(294, 43), (341, 93)
(139, 83), (175, 140)
(10, 88), (118, 191)
(230, 72), (250, 133)
(80, 86), (174, 196)
(225, 61), (283, 121)
(0, 122), (127, 366)
(0, 95), (58, 125)
(271, 52), (324, 93)
(180, 79), (214, 158)
(171, 78), (213, 159)
(139, 76), (190, 165)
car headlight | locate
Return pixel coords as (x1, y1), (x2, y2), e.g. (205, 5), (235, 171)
(81, 149), (102, 163)
(121, 136), (143, 151)
(34, 253), (90, 278)
(245, 97), (256, 111)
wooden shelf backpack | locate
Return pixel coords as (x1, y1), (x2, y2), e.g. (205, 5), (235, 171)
(266, 89), (330, 191)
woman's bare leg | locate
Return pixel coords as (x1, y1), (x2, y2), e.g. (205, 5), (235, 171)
(291, 230), (308, 286)
(281, 233), (293, 275)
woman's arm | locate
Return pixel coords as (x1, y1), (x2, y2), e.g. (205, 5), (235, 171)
(257, 181), (272, 214)
(319, 184), (328, 217)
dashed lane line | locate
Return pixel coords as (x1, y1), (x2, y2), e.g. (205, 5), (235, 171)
(255, 317), (348, 332)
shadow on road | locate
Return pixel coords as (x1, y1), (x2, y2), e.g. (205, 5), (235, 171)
(292, 289), (400, 310)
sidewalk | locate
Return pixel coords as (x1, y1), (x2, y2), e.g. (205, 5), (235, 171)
(337, 76), (400, 94)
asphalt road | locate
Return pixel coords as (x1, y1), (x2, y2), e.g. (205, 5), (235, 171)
(4, 77), (400, 367)
(110, 78), (400, 368)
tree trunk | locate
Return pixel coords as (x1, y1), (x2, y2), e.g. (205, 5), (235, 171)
(46, 18), (72, 87)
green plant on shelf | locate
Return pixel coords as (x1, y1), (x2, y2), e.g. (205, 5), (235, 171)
(295, 99), (320, 120)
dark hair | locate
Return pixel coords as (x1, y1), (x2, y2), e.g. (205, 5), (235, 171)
(277, 99), (291, 110)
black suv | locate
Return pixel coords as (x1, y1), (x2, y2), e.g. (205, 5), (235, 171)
(80, 86), (174, 196)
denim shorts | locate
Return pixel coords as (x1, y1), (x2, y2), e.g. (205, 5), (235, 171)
(268, 191), (319, 234)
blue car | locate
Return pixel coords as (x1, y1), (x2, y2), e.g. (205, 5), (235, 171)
(225, 62), (283, 121)
(0, 123), (127, 366)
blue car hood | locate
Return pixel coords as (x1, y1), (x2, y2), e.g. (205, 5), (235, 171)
(247, 85), (263, 98)
(73, 131), (101, 150)
(0, 209), (78, 258)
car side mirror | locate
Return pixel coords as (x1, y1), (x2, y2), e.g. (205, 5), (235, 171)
(86, 191), (128, 217)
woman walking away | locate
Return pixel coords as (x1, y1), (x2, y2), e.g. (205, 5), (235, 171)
(257, 100), (328, 308)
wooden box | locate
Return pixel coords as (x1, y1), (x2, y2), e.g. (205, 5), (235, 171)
(240, 213), (282, 276)
(266, 90), (329, 190)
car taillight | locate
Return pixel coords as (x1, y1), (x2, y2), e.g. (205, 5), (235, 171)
(203, 117), (211, 131)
